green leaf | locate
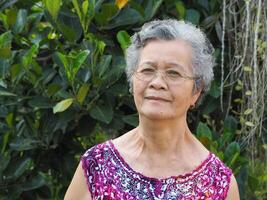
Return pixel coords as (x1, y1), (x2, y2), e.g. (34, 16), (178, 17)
(56, 9), (83, 42)
(0, 152), (10, 172)
(122, 114), (138, 127)
(0, 87), (16, 96)
(224, 142), (240, 161)
(6, 7), (17, 27)
(223, 115), (238, 133)
(55, 52), (71, 81)
(43, 0), (61, 19)
(95, 3), (119, 26)
(175, 1), (186, 19)
(0, 59), (11, 79)
(77, 83), (90, 104)
(202, 98), (218, 115)
(196, 122), (212, 140)
(102, 7), (142, 29)
(47, 83), (61, 97)
(73, 50), (90, 75)
(185, 9), (200, 25)
(117, 30), (130, 51)
(208, 81), (220, 98)
(0, 31), (12, 59)
(55, 52), (69, 69)
(245, 121), (255, 127)
(82, 0), (89, 15)
(9, 138), (40, 151)
(7, 158), (32, 180)
(144, 0), (163, 21)
(22, 174), (46, 191)
(53, 98), (73, 113)
(97, 55), (112, 77)
(22, 44), (39, 69)
(244, 108), (253, 115)
(13, 9), (27, 34)
(28, 96), (52, 109)
(201, 14), (219, 28)
(72, 0), (83, 22)
(89, 104), (113, 124)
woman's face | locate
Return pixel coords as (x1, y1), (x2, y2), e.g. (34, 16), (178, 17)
(132, 39), (201, 120)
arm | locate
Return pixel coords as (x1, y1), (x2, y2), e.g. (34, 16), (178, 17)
(226, 174), (240, 200)
(64, 162), (92, 200)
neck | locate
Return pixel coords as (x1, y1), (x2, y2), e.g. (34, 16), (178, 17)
(133, 114), (194, 156)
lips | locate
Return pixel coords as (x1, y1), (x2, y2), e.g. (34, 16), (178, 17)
(145, 96), (171, 102)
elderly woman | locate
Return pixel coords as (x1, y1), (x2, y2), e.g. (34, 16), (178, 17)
(65, 19), (240, 199)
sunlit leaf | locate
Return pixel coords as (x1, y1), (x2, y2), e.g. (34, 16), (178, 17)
(245, 121), (254, 127)
(116, 30), (130, 51)
(77, 83), (90, 104)
(244, 108), (253, 115)
(53, 98), (73, 113)
(116, 0), (129, 9)
(175, 1), (186, 19)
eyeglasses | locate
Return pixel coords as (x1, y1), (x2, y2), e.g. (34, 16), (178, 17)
(133, 66), (199, 84)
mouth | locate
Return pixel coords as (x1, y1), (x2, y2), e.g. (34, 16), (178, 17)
(145, 96), (171, 102)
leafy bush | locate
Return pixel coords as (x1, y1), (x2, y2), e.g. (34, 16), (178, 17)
(0, 0), (266, 199)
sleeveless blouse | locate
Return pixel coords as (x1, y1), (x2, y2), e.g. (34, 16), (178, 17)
(81, 140), (232, 200)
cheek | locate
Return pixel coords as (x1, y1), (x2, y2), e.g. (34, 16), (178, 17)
(171, 83), (194, 105)
(133, 79), (146, 105)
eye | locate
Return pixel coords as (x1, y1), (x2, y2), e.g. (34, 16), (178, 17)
(166, 70), (182, 78)
(140, 67), (155, 74)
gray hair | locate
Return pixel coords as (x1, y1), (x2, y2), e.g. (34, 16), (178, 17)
(125, 19), (215, 105)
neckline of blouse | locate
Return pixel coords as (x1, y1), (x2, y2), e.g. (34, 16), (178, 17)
(108, 139), (213, 183)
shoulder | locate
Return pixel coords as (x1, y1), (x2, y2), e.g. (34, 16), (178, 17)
(64, 140), (111, 200)
(211, 154), (239, 199)
(64, 162), (92, 200)
(226, 174), (240, 200)
(81, 140), (111, 165)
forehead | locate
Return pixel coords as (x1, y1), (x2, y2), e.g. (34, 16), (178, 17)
(139, 39), (192, 72)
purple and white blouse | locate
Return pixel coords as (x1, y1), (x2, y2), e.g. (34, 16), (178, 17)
(81, 140), (232, 200)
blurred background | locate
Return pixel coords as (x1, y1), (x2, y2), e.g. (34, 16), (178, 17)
(0, 0), (266, 199)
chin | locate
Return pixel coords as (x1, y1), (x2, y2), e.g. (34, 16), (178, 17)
(140, 108), (175, 120)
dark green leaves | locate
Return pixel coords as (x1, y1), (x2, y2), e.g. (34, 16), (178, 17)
(95, 3), (118, 26)
(54, 50), (90, 83)
(89, 104), (113, 124)
(43, 0), (62, 19)
(143, 0), (163, 21)
(72, 0), (95, 33)
(225, 142), (240, 166)
(5, 158), (32, 180)
(22, 44), (39, 69)
(185, 9), (200, 25)
(0, 31), (12, 59)
(197, 122), (212, 140)
(13, 9), (27, 34)
(56, 9), (83, 42)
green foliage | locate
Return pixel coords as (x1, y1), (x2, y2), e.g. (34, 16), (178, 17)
(0, 0), (264, 199)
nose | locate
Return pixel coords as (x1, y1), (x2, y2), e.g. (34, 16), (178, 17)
(148, 71), (168, 90)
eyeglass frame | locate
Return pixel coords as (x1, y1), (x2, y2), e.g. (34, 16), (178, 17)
(132, 65), (200, 84)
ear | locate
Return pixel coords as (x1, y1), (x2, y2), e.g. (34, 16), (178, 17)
(190, 79), (204, 106)
(190, 90), (202, 106)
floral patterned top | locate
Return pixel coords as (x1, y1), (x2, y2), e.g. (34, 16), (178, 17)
(81, 140), (232, 200)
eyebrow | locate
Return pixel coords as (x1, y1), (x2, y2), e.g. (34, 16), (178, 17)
(141, 61), (187, 71)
